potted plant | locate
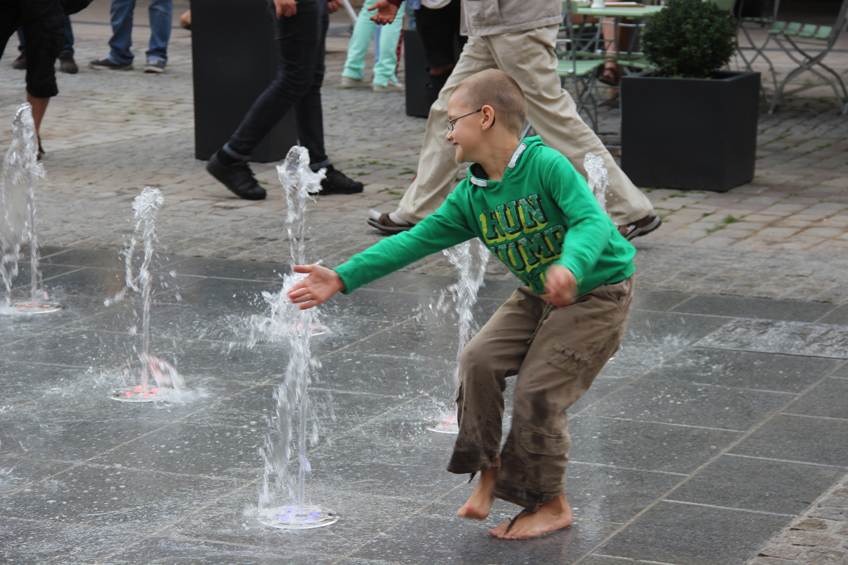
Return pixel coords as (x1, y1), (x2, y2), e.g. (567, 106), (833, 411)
(620, 0), (760, 192)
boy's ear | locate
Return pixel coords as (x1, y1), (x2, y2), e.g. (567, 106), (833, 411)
(481, 105), (496, 131)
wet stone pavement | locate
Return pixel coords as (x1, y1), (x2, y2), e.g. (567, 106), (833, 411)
(1, 248), (848, 564)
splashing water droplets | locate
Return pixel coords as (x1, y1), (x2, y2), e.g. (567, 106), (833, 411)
(584, 152), (609, 215)
(251, 146), (338, 529)
(428, 239), (489, 434)
(106, 187), (185, 403)
(0, 103), (61, 314)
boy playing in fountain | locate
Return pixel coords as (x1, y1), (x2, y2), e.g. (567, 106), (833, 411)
(288, 69), (635, 539)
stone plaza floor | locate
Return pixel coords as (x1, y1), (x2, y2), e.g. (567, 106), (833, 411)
(1, 247), (847, 565)
(2, 0), (848, 563)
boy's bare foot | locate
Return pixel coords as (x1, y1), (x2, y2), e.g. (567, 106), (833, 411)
(488, 493), (572, 539)
(456, 462), (498, 520)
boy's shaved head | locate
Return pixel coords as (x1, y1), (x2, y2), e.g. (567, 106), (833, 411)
(451, 69), (527, 137)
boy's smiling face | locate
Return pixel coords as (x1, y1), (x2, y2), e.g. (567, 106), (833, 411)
(446, 98), (485, 165)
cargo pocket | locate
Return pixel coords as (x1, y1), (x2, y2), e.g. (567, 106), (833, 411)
(519, 427), (570, 457)
(547, 345), (589, 374)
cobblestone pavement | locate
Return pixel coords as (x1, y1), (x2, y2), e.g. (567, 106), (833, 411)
(1, 2), (848, 563)
(751, 472), (848, 565)
(1, 2), (848, 304)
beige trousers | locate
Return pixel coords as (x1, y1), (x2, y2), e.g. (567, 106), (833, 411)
(447, 276), (634, 511)
(396, 25), (653, 227)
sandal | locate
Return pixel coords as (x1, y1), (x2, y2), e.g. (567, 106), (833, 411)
(598, 64), (621, 87)
(504, 508), (532, 535)
(367, 210), (415, 234)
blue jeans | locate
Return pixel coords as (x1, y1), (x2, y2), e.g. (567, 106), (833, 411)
(108, 0), (172, 64)
(224, 0), (329, 169)
(17, 16), (74, 56)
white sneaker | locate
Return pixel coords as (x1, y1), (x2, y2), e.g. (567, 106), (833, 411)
(373, 81), (404, 93)
(341, 76), (370, 89)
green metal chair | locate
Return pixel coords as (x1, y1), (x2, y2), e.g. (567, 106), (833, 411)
(734, 0), (781, 101)
(558, 0), (608, 131)
(767, 0), (848, 113)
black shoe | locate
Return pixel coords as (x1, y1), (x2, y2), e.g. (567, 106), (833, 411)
(320, 165), (363, 195)
(207, 151), (266, 200)
(59, 52), (78, 74)
(89, 58), (133, 71)
(12, 51), (26, 70)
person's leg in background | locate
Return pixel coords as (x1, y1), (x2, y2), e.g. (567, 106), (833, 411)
(15, 17), (78, 73)
(292, 0), (362, 193)
(367, 35), (496, 231)
(18, 0), (64, 157)
(488, 26), (655, 230)
(107, 0), (136, 65)
(208, 0), (362, 199)
(341, 0), (379, 88)
(371, 0), (405, 90)
(415, 0), (465, 106)
(58, 16), (78, 73)
(12, 27), (26, 69)
(90, 0), (136, 69)
(144, 0), (172, 72)
(597, 16), (631, 107)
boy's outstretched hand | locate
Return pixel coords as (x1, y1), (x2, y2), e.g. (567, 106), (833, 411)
(544, 265), (577, 308)
(288, 265), (346, 310)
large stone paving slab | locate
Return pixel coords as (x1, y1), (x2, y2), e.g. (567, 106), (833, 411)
(2, 250), (848, 564)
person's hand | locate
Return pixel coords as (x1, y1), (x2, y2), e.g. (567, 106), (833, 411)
(368, 0), (399, 24)
(328, 0), (342, 13)
(288, 264), (346, 309)
(274, 0), (297, 18)
(544, 265), (577, 308)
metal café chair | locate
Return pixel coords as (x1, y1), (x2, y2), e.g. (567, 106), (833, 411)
(557, 0), (608, 131)
(734, 0), (781, 102)
(767, 0), (848, 113)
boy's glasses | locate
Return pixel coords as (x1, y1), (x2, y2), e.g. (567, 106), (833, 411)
(448, 109), (482, 132)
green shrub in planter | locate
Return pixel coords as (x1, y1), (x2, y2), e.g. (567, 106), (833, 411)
(620, 0), (760, 191)
(642, 0), (737, 78)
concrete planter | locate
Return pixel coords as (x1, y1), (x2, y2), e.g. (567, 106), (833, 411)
(620, 70), (760, 192)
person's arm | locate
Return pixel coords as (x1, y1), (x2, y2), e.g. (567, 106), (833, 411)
(545, 155), (612, 290)
(369, 0), (401, 24)
(334, 195), (476, 293)
(289, 205), (474, 310)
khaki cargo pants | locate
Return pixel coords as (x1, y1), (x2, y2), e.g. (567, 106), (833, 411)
(447, 276), (634, 511)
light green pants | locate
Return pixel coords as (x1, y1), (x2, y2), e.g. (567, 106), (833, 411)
(341, 0), (406, 87)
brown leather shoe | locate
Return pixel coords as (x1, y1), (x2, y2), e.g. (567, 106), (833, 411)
(59, 52), (79, 74)
(618, 214), (661, 241)
(12, 51), (26, 70)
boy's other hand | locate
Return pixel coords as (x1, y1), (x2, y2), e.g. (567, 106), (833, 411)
(274, 0), (297, 18)
(288, 265), (346, 309)
(328, 0), (342, 13)
(369, 0), (398, 24)
(544, 265), (577, 308)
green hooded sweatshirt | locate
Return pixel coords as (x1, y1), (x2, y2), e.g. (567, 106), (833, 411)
(335, 136), (635, 296)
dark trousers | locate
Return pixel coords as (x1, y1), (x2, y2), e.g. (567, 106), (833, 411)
(415, 0), (465, 70)
(224, 0), (329, 169)
(0, 0), (64, 98)
(17, 16), (74, 56)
